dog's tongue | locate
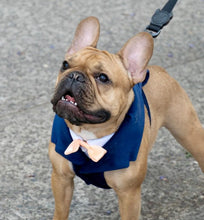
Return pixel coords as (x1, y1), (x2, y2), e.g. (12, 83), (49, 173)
(65, 95), (76, 103)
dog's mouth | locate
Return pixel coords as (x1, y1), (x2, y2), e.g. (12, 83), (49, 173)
(61, 93), (78, 107)
(51, 91), (110, 126)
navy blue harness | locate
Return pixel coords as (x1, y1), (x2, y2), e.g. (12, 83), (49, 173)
(51, 71), (151, 189)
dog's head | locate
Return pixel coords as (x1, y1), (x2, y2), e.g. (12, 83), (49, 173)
(51, 17), (153, 137)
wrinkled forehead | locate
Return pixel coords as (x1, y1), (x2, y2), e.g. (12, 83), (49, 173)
(66, 47), (123, 73)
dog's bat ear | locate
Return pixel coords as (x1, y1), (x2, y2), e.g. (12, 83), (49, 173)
(66, 16), (100, 55)
(118, 32), (154, 85)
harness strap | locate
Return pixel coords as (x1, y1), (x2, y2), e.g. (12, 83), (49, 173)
(142, 70), (151, 125)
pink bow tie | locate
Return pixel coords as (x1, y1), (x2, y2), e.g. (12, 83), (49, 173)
(64, 139), (107, 162)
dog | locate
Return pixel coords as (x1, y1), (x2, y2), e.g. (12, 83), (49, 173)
(49, 16), (204, 220)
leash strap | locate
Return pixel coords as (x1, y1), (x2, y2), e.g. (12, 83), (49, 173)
(145, 0), (178, 38)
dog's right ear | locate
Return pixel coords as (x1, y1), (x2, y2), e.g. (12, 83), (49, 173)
(66, 16), (100, 55)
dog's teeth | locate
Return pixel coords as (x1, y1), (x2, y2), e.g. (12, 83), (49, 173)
(61, 96), (77, 106)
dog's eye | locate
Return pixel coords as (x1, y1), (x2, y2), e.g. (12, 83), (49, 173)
(96, 73), (110, 83)
(61, 60), (70, 71)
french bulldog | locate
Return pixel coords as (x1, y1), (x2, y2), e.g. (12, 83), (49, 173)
(49, 16), (204, 220)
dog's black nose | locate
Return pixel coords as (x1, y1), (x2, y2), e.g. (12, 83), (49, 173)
(68, 71), (85, 83)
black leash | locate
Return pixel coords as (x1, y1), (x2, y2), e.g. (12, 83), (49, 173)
(145, 0), (178, 38)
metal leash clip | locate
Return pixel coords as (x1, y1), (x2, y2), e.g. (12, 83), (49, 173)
(145, 0), (178, 38)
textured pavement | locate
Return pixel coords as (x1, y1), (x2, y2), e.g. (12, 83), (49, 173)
(0, 0), (204, 219)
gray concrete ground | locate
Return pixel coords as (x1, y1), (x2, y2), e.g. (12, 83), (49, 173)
(0, 0), (204, 219)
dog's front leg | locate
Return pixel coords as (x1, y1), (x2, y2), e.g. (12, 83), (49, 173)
(106, 170), (143, 220)
(49, 142), (75, 220)
(105, 161), (147, 220)
(51, 169), (74, 220)
(117, 186), (142, 220)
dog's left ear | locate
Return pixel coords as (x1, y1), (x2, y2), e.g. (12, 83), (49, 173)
(67, 16), (100, 55)
(118, 32), (154, 85)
